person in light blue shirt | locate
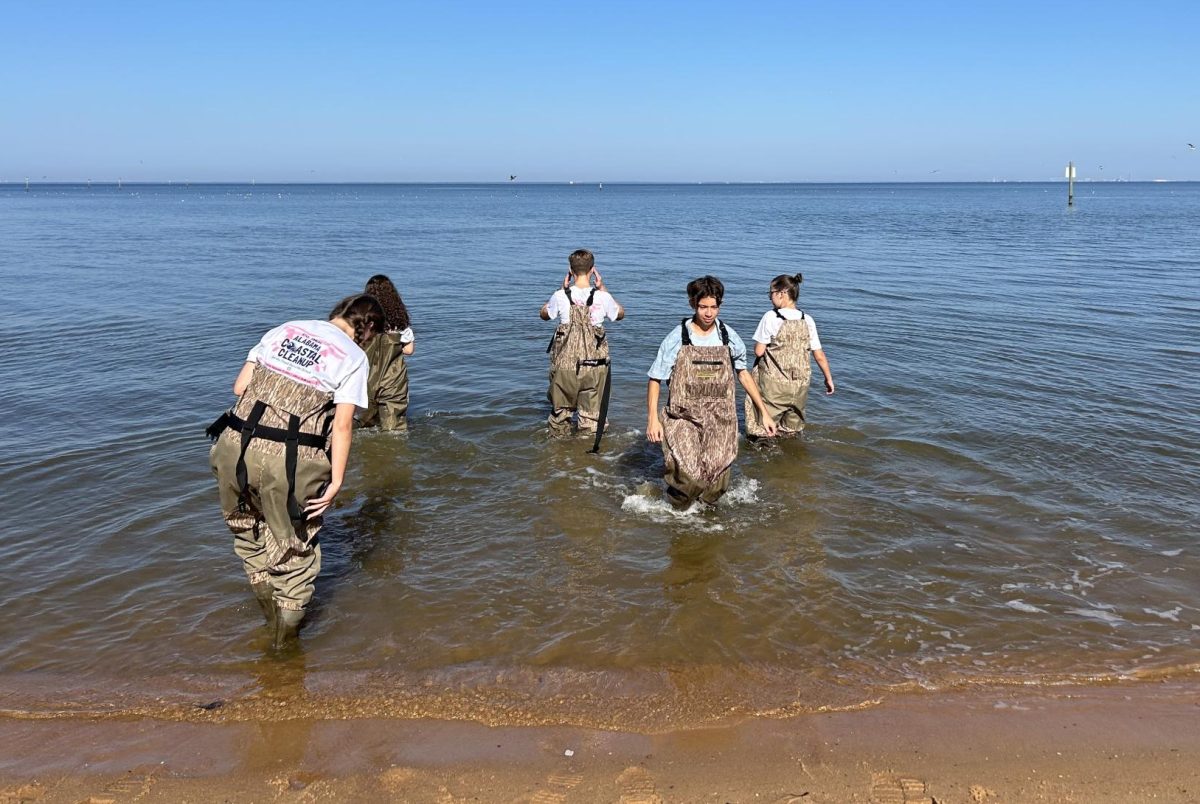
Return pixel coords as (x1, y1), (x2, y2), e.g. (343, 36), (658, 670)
(646, 276), (775, 505)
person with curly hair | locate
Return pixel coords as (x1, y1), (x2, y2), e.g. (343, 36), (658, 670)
(360, 274), (415, 431)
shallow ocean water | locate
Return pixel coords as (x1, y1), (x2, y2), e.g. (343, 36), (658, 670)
(1, 182), (1197, 728)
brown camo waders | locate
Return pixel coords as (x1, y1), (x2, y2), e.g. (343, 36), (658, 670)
(361, 330), (410, 431)
(208, 365), (334, 643)
(546, 288), (610, 436)
(744, 310), (812, 437)
(661, 318), (738, 505)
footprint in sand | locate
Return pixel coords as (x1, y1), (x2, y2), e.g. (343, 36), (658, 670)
(870, 772), (933, 804)
(616, 766), (663, 804)
(0, 784), (44, 804)
(530, 771), (583, 803)
(75, 771), (156, 804)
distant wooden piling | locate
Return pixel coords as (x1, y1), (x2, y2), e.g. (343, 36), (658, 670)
(1066, 162), (1076, 206)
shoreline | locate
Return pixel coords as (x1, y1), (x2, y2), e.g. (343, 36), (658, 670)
(3, 682), (1198, 802)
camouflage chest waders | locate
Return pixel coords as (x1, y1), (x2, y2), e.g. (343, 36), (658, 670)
(546, 288), (610, 437)
(360, 330), (409, 431)
(661, 318), (738, 505)
(745, 310), (812, 437)
(207, 364), (334, 645)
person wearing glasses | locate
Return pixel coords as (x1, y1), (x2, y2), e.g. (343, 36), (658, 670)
(743, 273), (835, 438)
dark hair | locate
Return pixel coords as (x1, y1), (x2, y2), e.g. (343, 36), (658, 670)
(328, 293), (385, 346)
(364, 274), (411, 332)
(769, 273), (804, 303)
(686, 275), (725, 308)
(568, 249), (595, 276)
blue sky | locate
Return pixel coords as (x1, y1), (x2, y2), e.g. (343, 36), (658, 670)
(4, 1), (1198, 182)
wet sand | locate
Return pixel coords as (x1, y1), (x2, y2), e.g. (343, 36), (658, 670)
(2, 683), (1198, 802)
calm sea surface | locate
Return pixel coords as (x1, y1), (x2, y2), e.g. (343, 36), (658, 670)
(1, 182), (1197, 729)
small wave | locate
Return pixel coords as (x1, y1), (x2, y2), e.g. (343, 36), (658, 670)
(1067, 607), (1125, 625)
(620, 484), (725, 532)
(1143, 607), (1183, 623)
(1005, 599), (1046, 614)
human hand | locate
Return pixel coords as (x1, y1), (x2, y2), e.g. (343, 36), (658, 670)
(590, 267), (606, 291)
(563, 272), (572, 290)
(647, 417), (663, 443)
(825, 377), (836, 395)
(304, 482), (340, 519)
(758, 410), (778, 437)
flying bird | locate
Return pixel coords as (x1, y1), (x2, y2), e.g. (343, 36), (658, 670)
(509, 174), (517, 181)
(1189, 143), (1196, 150)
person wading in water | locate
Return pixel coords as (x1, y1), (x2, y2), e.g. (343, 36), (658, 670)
(744, 272), (835, 438)
(207, 294), (384, 649)
(646, 275), (776, 506)
(540, 249), (624, 439)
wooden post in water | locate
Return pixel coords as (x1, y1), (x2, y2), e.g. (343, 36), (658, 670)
(1065, 162), (1076, 206)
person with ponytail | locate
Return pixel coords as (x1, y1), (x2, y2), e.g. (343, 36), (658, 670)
(360, 274), (415, 431)
(207, 294), (385, 649)
(744, 273), (835, 438)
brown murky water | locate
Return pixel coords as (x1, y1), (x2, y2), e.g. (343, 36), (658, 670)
(1, 183), (1197, 729)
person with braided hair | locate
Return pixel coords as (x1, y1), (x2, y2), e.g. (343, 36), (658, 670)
(360, 274), (415, 431)
(207, 294), (384, 649)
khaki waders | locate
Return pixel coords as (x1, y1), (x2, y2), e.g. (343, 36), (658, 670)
(744, 310), (813, 437)
(660, 319), (738, 506)
(361, 331), (409, 431)
(547, 289), (610, 436)
(207, 365), (334, 646)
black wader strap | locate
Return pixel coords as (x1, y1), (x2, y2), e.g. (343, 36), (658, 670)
(235, 401), (268, 497)
(205, 409), (233, 440)
(546, 331), (558, 354)
(587, 363), (613, 455)
(284, 414), (304, 523)
(718, 321), (739, 375)
(680, 317), (692, 346)
(774, 308), (785, 319)
(586, 287), (596, 307)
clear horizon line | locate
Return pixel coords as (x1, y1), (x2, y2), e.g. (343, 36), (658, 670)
(3, 178), (1189, 186)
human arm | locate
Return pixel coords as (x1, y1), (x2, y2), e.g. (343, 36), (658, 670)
(754, 342), (767, 358)
(402, 342), (415, 355)
(646, 379), (664, 443)
(812, 348), (835, 394)
(591, 268), (625, 321)
(738, 369), (778, 437)
(232, 361), (255, 396)
(303, 402), (356, 518)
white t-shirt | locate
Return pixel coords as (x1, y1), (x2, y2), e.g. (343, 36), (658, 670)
(391, 326), (415, 344)
(545, 286), (621, 326)
(246, 320), (370, 408)
(751, 308), (822, 351)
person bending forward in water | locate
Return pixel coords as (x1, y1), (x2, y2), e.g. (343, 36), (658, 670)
(360, 274), (415, 431)
(646, 275), (776, 506)
(208, 294), (384, 649)
(744, 272), (835, 437)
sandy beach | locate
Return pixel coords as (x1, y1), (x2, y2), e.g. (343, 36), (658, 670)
(2, 681), (1197, 802)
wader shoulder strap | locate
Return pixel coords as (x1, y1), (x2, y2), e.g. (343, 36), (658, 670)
(586, 288), (596, 307)
(773, 308), (785, 319)
(283, 415), (304, 523)
(586, 363), (612, 455)
(234, 401), (268, 504)
(679, 317), (692, 346)
(717, 320), (737, 374)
